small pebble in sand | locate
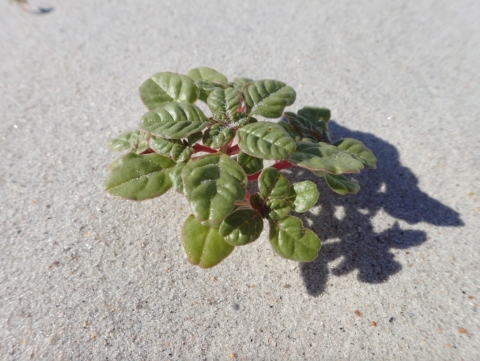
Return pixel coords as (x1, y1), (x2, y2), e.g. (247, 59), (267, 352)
(371, 321), (377, 327)
(353, 310), (361, 317)
(458, 328), (467, 333)
(232, 304), (240, 311)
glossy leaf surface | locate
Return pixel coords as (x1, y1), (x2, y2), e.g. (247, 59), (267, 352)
(182, 154), (247, 226)
(323, 173), (360, 195)
(269, 216), (321, 262)
(334, 138), (377, 168)
(258, 167), (290, 199)
(243, 80), (296, 118)
(108, 130), (149, 153)
(141, 102), (209, 139)
(266, 199), (290, 220)
(236, 151), (263, 175)
(237, 122), (296, 160)
(182, 215), (234, 268)
(169, 162), (187, 194)
(139, 72), (198, 110)
(207, 88), (243, 119)
(219, 209), (263, 246)
(151, 138), (193, 162)
(298, 106), (331, 123)
(104, 153), (174, 200)
(202, 124), (235, 149)
(289, 142), (364, 174)
(285, 181), (319, 212)
(188, 67), (228, 102)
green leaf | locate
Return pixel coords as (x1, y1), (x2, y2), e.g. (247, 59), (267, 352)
(150, 138), (193, 162)
(289, 141), (364, 174)
(322, 173), (360, 195)
(188, 67), (228, 102)
(278, 121), (304, 142)
(181, 154), (247, 226)
(187, 131), (203, 145)
(297, 108), (331, 144)
(231, 77), (253, 90)
(243, 80), (296, 118)
(258, 167), (290, 199)
(266, 199), (290, 220)
(188, 67), (228, 84)
(202, 124), (235, 149)
(236, 151), (263, 175)
(298, 106), (331, 123)
(285, 181), (319, 212)
(269, 216), (321, 262)
(182, 215), (234, 268)
(232, 115), (257, 128)
(219, 209), (264, 246)
(207, 88), (243, 119)
(108, 131), (136, 151)
(283, 111), (330, 143)
(169, 162), (187, 193)
(171, 144), (193, 162)
(139, 72), (199, 110)
(108, 130), (149, 153)
(334, 138), (377, 169)
(237, 122), (296, 160)
(141, 102), (209, 139)
(104, 153), (174, 200)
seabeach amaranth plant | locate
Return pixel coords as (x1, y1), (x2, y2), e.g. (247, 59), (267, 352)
(104, 67), (376, 268)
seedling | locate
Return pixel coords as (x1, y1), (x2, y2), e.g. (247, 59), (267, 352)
(104, 67), (376, 268)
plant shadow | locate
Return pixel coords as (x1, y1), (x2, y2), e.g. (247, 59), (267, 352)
(29, 7), (54, 15)
(286, 121), (463, 296)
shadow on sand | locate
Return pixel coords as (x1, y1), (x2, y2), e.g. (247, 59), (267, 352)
(289, 121), (463, 296)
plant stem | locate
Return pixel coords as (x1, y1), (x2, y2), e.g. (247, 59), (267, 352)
(193, 144), (217, 154)
(226, 145), (240, 155)
(247, 160), (293, 181)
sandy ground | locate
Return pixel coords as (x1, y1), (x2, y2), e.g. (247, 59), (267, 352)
(1, 0), (479, 360)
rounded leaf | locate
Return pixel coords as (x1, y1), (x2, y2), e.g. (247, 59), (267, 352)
(237, 122), (296, 160)
(258, 167), (290, 199)
(243, 80), (296, 118)
(108, 131), (136, 151)
(169, 162), (187, 194)
(139, 72), (199, 110)
(188, 67), (228, 84)
(269, 217), (321, 262)
(266, 199), (290, 220)
(141, 102), (209, 139)
(207, 88), (243, 119)
(323, 173), (360, 195)
(298, 106), (331, 123)
(104, 153), (174, 200)
(219, 209), (264, 246)
(202, 124), (235, 149)
(181, 154), (247, 226)
(285, 181), (319, 212)
(289, 141), (364, 174)
(334, 138), (377, 169)
(237, 151), (263, 175)
(182, 215), (234, 268)
(188, 67), (228, 102)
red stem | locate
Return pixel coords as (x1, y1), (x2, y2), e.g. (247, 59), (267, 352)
(193, 144), (218, 154)
(227, 144), (240, 155)
(139, 148), (155, 154)
(247, 160), (293, 181)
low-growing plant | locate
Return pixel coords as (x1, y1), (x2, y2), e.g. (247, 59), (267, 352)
(104, 67), (376, 268)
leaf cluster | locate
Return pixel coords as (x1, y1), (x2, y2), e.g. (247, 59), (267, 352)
(104, 68), (377, 268)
